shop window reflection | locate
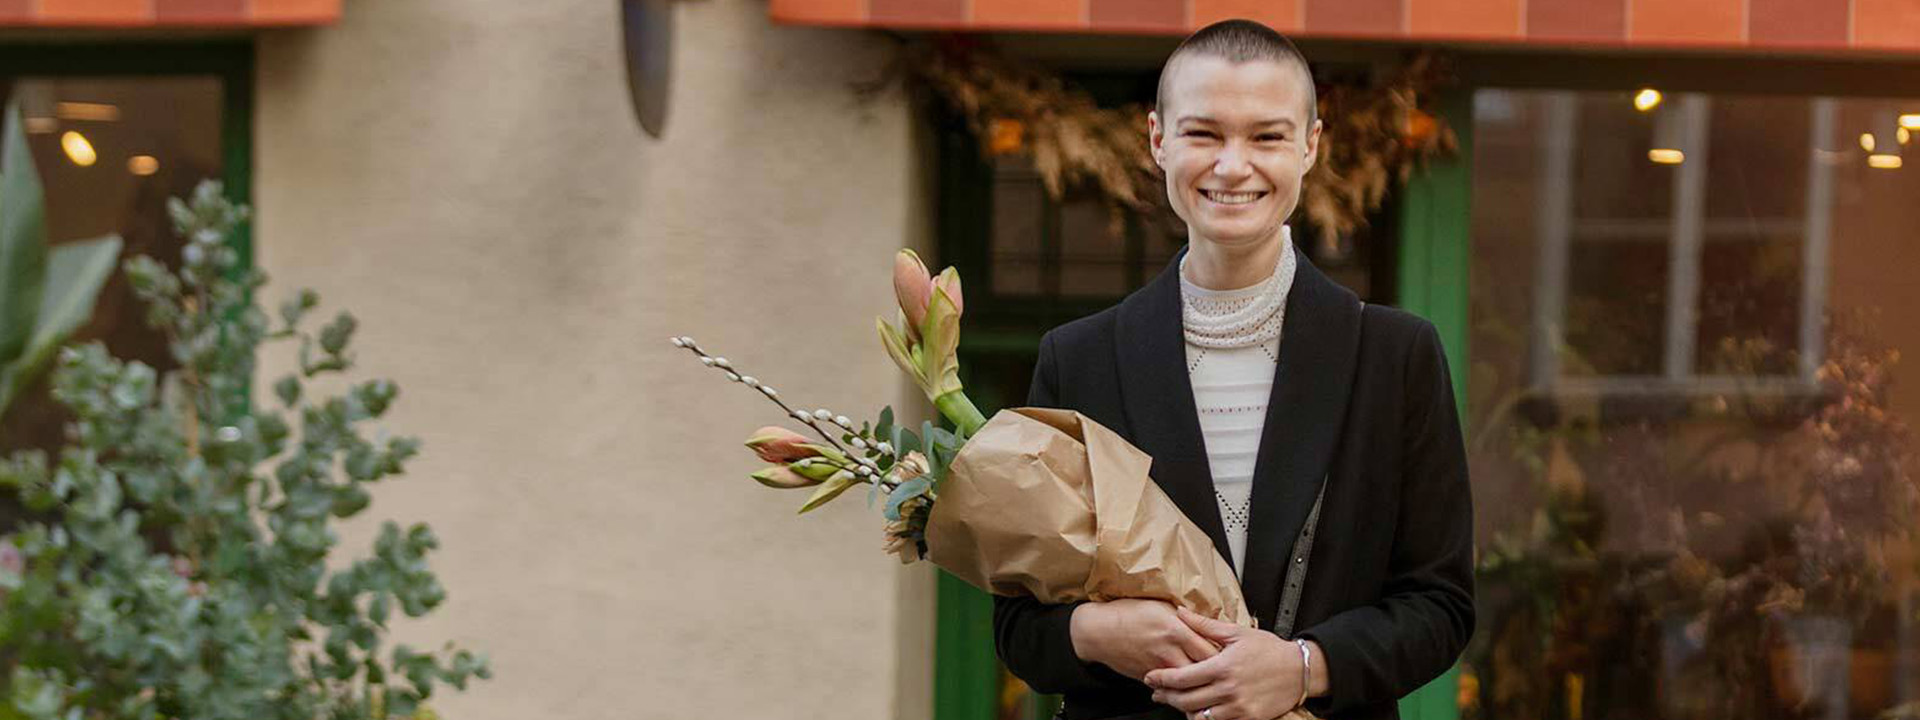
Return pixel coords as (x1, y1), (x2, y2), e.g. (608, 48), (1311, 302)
(1467, 89), (1920, 720)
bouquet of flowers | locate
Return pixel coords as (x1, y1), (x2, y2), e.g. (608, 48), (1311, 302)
(675, 250), (1250, 625)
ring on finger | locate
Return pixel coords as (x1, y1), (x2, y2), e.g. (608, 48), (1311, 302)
(1202, 708), (1216, 720)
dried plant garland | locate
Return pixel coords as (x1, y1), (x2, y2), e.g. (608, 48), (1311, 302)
(1301, 52), (1457, 247)
(865, 38), (1457, 245)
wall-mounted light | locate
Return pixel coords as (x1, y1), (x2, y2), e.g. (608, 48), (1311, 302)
(55, 102), (120, 122)
(22, 117), (56, 134)
(1869, 112), (1901, 169)
(1900, 113), (1920, 130)
(1634, 88), (1663, 112)
(128, 155), (159, 176)
(1649, 105), (1684, 164)
(60, 131), (96, 167)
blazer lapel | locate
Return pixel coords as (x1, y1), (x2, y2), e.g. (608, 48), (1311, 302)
(1113, 250), (1234, 572)
(1239, 252), (1364, 631)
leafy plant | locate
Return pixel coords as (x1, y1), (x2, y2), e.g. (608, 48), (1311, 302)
(0, 103), (124, 417)
(0, 182), (487, 720)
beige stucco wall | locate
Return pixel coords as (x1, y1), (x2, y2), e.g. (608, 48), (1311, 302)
(253, 1), (937, 718)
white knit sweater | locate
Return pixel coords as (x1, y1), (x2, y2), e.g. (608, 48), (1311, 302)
(1179, 234), (1296, 576)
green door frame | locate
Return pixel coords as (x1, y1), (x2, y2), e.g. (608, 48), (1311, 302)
(1390, 87), (1474, 720)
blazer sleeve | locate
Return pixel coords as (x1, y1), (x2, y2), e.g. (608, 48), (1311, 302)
(1297, 321), (1477, 715)
(990, 331), (1134, 695)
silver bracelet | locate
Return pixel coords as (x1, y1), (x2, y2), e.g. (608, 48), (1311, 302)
(1296, 639), (1312, 708)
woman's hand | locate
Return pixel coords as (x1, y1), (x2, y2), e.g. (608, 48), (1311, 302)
(1069, 599), (1220, 680)
(1143, 608), (1325, 720)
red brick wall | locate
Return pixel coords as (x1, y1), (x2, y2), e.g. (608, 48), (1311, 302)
(771, 0), (1920, 53)
(0, 0), (336, 27)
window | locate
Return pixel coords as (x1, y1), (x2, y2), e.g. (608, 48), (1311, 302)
(0, 43), (250, 516)
(1467, 86), (1920, 720)
(1476, 89), (1858, 398)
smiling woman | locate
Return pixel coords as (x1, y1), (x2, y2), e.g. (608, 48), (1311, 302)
(1149, 52), (1320, 293)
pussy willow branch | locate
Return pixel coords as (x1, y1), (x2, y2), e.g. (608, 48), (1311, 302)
(670, 337), (902, 490)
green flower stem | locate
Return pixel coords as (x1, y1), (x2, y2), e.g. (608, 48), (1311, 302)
(934, 390), (987, 438)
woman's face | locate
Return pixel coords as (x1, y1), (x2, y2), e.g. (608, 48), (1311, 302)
(1149, 55), (1320, 253)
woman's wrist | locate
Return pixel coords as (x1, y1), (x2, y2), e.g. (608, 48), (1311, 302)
(1303, 639), (1330, 698)
(1068, 602), (1104, 663)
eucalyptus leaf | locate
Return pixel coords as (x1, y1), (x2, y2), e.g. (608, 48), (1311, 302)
(884, 474), (933, 522)
(876, 406), (894, 445)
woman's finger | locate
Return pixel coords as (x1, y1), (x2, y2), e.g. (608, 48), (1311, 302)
(1186, 702), (1245, 720)
(1178, 625), (1221, 663)
(1147, 653), (1227, 691)
(1162, 681), (1233, 713)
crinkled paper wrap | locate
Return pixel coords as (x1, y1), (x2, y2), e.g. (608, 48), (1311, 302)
(925, 407), (1252, 627)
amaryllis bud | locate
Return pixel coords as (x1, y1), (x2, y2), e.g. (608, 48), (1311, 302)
(932, 267), (965, 318)
(894, 249), (934, 340)
(745, 426), (817, 463)
(751, 465), (821, 489)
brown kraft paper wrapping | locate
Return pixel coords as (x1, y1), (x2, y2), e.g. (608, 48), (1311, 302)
(925, 407), (1253, 628)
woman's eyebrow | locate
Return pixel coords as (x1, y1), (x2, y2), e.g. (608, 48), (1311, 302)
(1175, 116), (1297, 130)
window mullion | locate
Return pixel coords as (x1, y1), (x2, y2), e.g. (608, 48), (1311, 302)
(1530, 91), (1579, 390)
(1663, 94), (1711, 381)
(1799, 98), (1837, 381)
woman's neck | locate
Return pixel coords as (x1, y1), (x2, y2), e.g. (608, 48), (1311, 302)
(1183, 227), (1290, 291)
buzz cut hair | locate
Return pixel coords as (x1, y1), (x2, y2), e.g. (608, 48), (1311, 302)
(1155, 19), (1318, 125)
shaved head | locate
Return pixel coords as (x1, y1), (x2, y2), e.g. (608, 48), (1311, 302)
(1155, 19), (1317, 125)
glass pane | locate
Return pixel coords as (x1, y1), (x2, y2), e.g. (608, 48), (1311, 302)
(1564, 240), (1667, 375)
(0, 76), (224, 454)
(1696, 96), (1808, 375)
(1057, 195), (1126, 298)
(990, 158), (1044, 297)
(1466, 89), (1920, 720)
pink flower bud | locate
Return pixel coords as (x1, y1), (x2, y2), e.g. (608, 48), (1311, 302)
(744, 426), (818, 463)
(0, 543), (20, 576)
(894, 250), (934, 340)
(750, 465), (821, 489)
(933, 267), (965, 318)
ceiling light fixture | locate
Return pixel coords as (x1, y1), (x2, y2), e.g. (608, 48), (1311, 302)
(60, 131), (97, 167)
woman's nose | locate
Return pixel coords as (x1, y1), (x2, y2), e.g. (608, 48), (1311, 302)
(1212, 144), (1252, 179)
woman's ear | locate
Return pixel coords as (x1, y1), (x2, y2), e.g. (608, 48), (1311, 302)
(1148, 110), (1167, 169)
(1302, 118), (1323, 174)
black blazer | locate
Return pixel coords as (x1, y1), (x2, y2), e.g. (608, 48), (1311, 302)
(993, 249), (1475, 720)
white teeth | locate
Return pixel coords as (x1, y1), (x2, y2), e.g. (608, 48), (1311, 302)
(1203, 190), (1263, 205)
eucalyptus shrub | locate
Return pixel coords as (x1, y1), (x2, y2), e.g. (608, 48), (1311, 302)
(0, 182), (488, 720)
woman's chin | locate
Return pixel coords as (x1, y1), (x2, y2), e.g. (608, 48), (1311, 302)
(1190, 221), (1282, 249)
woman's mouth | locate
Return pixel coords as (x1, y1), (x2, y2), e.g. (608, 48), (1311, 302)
(1199, 189), (1268, 205)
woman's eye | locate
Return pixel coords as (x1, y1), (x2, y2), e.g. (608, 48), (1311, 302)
(1257, 134), (1286, 142)
(1182, 130), (1218, 139)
